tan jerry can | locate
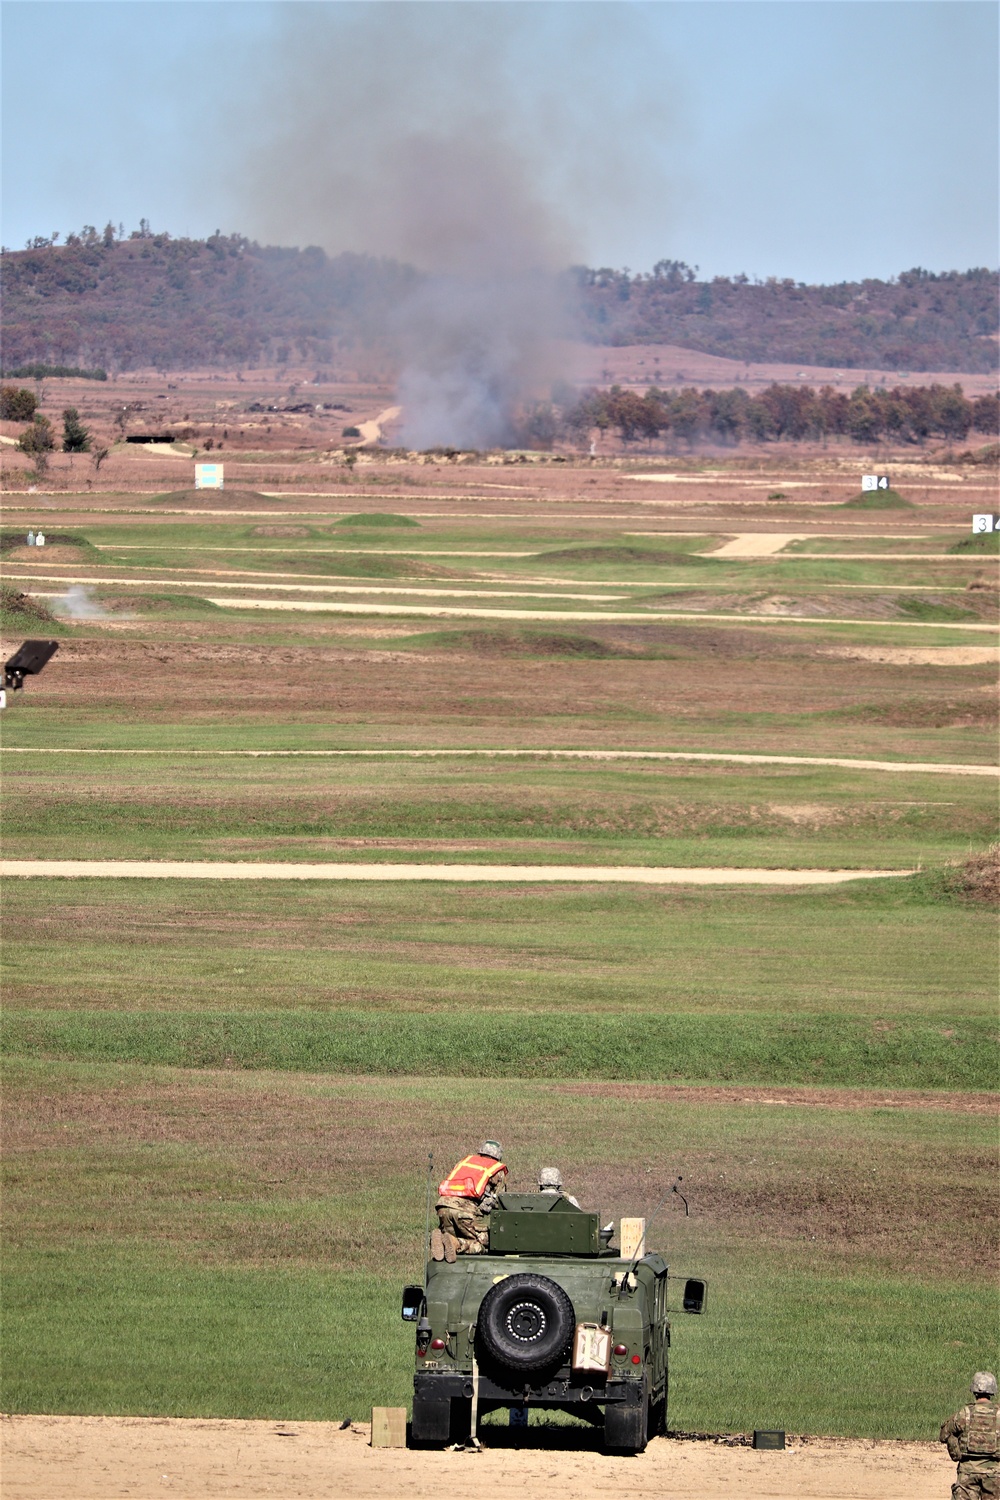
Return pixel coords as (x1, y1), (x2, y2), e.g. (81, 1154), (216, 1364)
(572, 1322), (612, 1374)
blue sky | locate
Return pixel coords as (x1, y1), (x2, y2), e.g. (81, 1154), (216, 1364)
(2, 1), (997, 282)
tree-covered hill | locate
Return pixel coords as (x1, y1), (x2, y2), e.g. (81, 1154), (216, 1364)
(1, 229), (415, 374)
(572, 261), (998, 373)
(2, 227), (996, 374)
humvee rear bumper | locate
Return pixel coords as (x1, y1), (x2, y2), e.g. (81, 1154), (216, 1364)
(414, 1368), (644, 1408)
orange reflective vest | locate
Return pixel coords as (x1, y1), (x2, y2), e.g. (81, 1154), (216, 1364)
(439, 1154), (507, 1201)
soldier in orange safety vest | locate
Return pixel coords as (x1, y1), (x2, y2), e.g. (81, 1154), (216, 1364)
(431, 1140), (509, 1262)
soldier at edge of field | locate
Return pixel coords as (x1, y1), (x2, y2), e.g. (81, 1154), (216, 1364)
(431, 1140), (508, 1262)
(940, 1372), (1000, 1499)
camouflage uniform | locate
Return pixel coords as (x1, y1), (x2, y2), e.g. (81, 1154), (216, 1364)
(434, 1183), (504, 1255)
(940, 1400), (1000, 1499)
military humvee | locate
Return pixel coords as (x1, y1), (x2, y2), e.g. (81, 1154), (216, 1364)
(401, 1191), (706, 1454)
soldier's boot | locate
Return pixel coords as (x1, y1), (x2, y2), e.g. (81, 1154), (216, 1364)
(430, 1228), (446, 1261)
(443, 1233), (458, 1264)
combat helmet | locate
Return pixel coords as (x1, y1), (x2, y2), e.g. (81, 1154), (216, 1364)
(539, 1166), (563, 1189)
(480, 1140), (503, 1160)
(971, 1372), (998, 1397)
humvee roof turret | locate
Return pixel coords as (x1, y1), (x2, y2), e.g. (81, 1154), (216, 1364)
(401, 1191), (706, 1453)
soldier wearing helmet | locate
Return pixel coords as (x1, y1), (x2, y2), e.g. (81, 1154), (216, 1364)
(940, 1372), (1000, 1499)
(538, 1166), (580, 1209)
(431, 1141), (508, 1263)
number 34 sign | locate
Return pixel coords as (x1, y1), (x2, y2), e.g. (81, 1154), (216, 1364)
(972, 514), (1000, 533)
(861, 475), (890, 491)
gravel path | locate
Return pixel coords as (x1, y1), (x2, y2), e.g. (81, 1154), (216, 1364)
(0, 861), (913, 883)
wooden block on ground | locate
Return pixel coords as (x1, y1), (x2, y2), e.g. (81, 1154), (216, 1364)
(371, 1406), (407, 1448)
(619, 1216), (646, 1260)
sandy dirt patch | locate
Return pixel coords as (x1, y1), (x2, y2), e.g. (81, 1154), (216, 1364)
(709, 534), (808, 556)
(0, 861), (912, 883)
(0, 1414), (952, 1500)
(354, 404), (402, 446)
(823, 646), (999, 666)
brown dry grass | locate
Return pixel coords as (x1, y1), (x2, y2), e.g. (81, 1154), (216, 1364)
(3, 1065), (995, 1278)
(10, 621), (996, 755)
(945, 842), (1000, 904)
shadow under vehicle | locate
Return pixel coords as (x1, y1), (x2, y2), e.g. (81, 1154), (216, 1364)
(401, 1191), (706, 1454)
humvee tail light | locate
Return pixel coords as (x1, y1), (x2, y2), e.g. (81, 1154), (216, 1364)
(613, 1344), (627, 1357)
(631, 1354), (641, 1364)
(430, 1338), (446, 1351)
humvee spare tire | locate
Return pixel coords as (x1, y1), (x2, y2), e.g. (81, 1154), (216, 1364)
(478, 1273), (574, 1372)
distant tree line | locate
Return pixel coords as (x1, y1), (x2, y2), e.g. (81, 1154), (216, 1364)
(530, 382), (1000, 449)
(3, 363), (107, 381)
(1, 227), (996, 374)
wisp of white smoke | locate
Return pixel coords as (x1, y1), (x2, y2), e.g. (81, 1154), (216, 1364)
(53, 585), (110, 620)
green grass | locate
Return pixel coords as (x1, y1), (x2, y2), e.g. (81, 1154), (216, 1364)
(3, 493), (997, 1440)
(0, 585), (72, 638)
(3, 1063), (995, 1433)
(2, 1247), (401, 1421)
(334, 512), (421, 528)
(2, 874), (995, 1021)
(2, 779), (994, 864)
(4, 1243), (989, 1435)
(841, 489), (913, 510)
(896, 595), (983, 623)
(537, 545), (714, 566)
(4, 1008), (992, 1088)
(950, 532), (1000, 554)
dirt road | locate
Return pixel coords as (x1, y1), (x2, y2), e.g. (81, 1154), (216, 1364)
(1, 1414), (951, 1500)
(0, 861), (911, 883)
(3, 748), (995, 775)
(202, 598), (997, 628)
(5, 571), (623, 602)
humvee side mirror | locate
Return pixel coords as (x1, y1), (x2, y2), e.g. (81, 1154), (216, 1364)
(401, 1285), (425, 1322)
(682, 1278), (707, 1314)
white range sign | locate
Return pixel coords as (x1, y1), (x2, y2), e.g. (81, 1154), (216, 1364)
(195, 463), (224, 490)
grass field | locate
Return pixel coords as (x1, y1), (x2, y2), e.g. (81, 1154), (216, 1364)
(3, 756), (996, 864)
(3, 1061), (995, 1436)
(1, 466), (996, 1440)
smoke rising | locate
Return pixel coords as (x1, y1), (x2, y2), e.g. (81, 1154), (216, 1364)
(226, 3), (678, 448)
(53, 585), (111, 620)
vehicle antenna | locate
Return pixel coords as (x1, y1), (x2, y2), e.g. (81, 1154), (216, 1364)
(618, 1175), (688, 1298)
(424, 1151), (435, 1262)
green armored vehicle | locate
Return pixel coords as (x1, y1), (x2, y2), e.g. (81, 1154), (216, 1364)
(401, 1191), (706, 1454)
